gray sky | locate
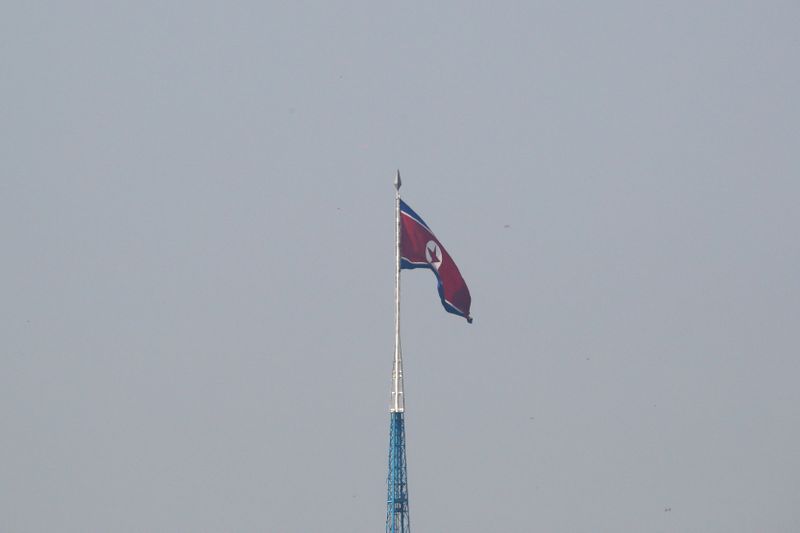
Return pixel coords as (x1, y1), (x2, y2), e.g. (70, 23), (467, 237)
(2, 2), (799, 532)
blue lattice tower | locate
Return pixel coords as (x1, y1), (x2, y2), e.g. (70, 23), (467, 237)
(386, 411), (410, 532)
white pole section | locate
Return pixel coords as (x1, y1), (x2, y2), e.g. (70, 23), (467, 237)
(391, 169), (405, 413)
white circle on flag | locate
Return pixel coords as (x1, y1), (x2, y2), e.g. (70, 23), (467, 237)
(425, 240), (442, 269)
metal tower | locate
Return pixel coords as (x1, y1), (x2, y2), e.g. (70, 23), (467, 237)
(386, 410), (409, 532)
(386, 170), (410, 533)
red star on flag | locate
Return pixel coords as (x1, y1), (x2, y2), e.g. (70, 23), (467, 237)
(426, 243), (440, 265)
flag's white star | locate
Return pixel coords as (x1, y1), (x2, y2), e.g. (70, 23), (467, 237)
(425, 241), (441, 266)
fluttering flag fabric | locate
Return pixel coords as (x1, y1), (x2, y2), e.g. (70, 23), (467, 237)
(400, 199), (472, 323)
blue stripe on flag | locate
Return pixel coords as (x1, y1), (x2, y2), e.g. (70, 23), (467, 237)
(399, 199), (431, 231)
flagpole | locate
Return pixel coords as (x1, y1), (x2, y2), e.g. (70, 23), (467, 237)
(392, 169), (404, 413)
(386, 169), (410, 532)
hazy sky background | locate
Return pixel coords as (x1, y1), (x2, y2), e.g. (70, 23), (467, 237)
(2, 2), (799, 532)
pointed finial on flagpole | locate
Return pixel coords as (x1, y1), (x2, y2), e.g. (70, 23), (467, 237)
(394, 169), (402, 190)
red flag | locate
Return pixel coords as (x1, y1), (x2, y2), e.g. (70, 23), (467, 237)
(400, 199), (472, 323)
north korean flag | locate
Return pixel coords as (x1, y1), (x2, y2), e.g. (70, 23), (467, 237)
(400, 199), (472, 323)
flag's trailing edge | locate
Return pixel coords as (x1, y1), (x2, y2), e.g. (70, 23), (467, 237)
(399, 199), (473, 323)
